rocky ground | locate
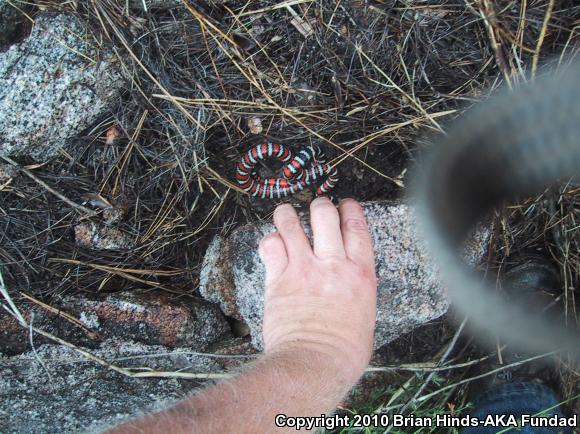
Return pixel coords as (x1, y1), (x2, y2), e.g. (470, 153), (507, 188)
(0, 341), (226, 433)
(0, 0), (578, 432)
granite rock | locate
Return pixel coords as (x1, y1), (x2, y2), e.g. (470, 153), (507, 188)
(0, 341), (223, 434)
(0, 291), (231, 355)
(0, 14), (124, 160)
(199, 200), (489, 350)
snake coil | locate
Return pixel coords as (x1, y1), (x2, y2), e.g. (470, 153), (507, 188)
(236, 143), (338, 198)
(414, 61), (580, 357)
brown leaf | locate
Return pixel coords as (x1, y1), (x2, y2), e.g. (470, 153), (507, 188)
(105, 125), (122, 145)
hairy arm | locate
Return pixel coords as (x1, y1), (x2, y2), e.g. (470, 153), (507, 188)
(106, 198), (377, 434)
(108, 349), (353, 433)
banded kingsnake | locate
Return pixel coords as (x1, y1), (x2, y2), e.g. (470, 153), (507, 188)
(236, 143), (338, 198)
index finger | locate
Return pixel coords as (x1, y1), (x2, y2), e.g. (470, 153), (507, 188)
(338, 199), (374, 269)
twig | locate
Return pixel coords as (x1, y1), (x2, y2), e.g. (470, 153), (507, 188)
(28, 313), (54, 383)
(365, 351), (493, 373)
(532, 0), (555, 78)
(30, 324), (231, 379)
(2, 156), (97, 217)
(21, 292), (100, 341)
(0, 268), (26, 325)
(478, 0), (513, 88)
(231, 0), (316, 18)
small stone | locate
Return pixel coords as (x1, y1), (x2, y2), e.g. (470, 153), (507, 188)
(105, 125), (122, 145)
(199, 200), (489, 350)
(247, 116), (263, 134)
(102, 206), (126, 225)
(74, 222), (134, 250)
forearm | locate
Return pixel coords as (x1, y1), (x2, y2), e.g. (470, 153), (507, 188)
(107, 198), (376, 433)
(106, 348), (357, 434)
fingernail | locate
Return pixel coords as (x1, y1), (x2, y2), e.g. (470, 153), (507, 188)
(275, 203), (294, 212)
(273, 203), (290, 217)
(311, 196), (330, 205)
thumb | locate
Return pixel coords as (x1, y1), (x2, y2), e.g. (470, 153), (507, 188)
(258, 232), (288, 287)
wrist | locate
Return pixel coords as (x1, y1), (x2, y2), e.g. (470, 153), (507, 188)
(265, 341), (364, 388)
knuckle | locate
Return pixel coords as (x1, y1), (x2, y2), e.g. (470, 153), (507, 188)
(348, 261), (376, 285)
(359, 266), (377, 285)
(302, 266), (315, 282)
(344, 217), (369, 233)
(323, 258), (345, 276)
(326, 257), (343, 268)
(283, 218), (303, 233)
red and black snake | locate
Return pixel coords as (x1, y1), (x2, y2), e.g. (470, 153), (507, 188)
(236, 143), (338, 198)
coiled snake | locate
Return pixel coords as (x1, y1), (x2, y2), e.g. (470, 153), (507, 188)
(236, 143), (338, 198)
(414, 61), (580, 357)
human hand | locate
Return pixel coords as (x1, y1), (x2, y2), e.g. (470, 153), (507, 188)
(259, 197), (377, 384)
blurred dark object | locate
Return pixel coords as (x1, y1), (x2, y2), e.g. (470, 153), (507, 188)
(414, 60), (580, 358)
